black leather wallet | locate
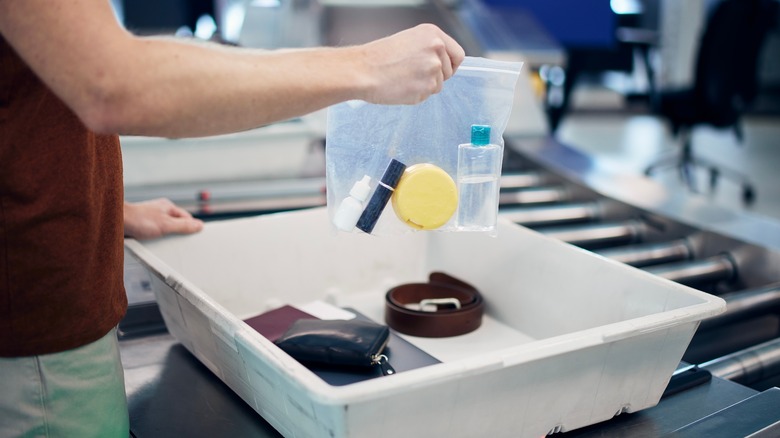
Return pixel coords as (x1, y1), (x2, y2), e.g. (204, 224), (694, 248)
(275, 319), (395, 376)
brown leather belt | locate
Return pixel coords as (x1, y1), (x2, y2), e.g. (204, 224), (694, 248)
(384, 272), (484, 337)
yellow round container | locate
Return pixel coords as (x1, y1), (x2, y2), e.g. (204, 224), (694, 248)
(391, 163), (458, 230)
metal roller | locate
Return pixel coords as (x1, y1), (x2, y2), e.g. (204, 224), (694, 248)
(644, 254), (737, 286)
(498, 186), (570, 206)
(539, 220), (647, 249)
(684, 315), (780, 365)
(700, 337), (780, 386)
(499, 202), (600, 227)
(596, 239), (693, 268)
(499, 171), (549, 189)
(700, 283), (780, 331)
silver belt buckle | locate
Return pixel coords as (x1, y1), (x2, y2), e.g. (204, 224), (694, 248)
(405, 297), (462, 312)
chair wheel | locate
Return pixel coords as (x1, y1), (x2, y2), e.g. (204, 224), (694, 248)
(742, 185), (756, 204)
(709, 168), (719, 189)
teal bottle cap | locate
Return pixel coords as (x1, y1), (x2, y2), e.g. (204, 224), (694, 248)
(470, 125), (491, 146)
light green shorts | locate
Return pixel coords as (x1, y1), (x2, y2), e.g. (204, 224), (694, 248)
(0, 328), (129, 438)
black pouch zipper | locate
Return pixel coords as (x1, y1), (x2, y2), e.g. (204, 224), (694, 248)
(369, 335), (395, 376)
(371, 354), (395, 376)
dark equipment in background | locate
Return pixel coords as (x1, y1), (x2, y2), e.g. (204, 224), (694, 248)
(644, 0), (778, 204)
(543, 1), (660, 133)
(122, 0), (214, 35)
(483, 0), (654, 133)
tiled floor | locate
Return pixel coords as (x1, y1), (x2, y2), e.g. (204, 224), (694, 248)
(555, 96), (780, 223)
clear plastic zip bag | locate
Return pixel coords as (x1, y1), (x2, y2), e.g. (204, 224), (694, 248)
(326, 56), (523, 236)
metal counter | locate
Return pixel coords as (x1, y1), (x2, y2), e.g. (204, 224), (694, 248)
(119, 331), (778, 437)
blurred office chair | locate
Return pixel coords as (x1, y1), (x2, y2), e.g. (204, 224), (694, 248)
(645, 0), (777, 204)
(481, 0), (626, 130)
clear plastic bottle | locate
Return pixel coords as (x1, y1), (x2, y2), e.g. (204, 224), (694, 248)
(333, 175), (371, 231)
(457, 125), (503, 231)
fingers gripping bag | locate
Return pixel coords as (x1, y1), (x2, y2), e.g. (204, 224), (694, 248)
(326, 56), (523, 236)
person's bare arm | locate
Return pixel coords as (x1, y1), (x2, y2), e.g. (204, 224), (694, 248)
(124, 199), (203, 240)
(0, 0), (465, 138)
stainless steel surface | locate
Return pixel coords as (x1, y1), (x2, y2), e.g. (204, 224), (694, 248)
(120, 331), (766, 438)
(539, 220), (647, 249)
(597, 239), (693, 267)
(121, 333), (281, 438)
(645, 254), (737, 287)
(666, 388), (780, 438)
(701, 338), (780, 386)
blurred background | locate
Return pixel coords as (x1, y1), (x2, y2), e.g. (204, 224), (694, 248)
(113, 0), (780, 222)
(115, 2), (780, 436)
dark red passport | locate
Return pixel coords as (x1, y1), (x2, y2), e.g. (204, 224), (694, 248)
(242, 305), (318, 342)
(243, 306), (441, 386)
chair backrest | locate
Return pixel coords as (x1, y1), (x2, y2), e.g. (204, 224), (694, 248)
(693, 0), (776, 126)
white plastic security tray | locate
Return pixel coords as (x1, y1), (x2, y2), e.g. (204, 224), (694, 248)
(125, 207), (725, 438)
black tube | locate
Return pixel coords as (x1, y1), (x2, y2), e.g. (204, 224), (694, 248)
(700, 337), (780, 385)
(540, 220), (646, 249)
(597, 239), (693, 268)
(699, 283), (780, 330)
(499, 202), (599, 227)
(356, 159), (406, 234)
(644, 254), (737, 286)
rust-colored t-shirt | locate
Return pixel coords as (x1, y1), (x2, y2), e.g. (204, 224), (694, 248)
(0, 37), (127, 356)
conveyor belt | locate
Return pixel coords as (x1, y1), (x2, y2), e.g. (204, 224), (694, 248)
(495, 143), (780, 390)
(124, 147), (780, 391)
(120, 151), (780, 435)
(126, 152), (780, 390)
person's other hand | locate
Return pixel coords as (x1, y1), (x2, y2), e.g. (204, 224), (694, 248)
(124, 198), (204, 240)
(357, 24), (466, 105)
